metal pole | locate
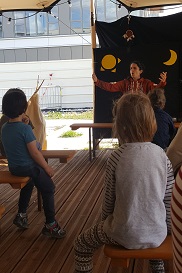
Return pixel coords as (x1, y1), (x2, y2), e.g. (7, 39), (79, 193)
(90, 0), (97, 151)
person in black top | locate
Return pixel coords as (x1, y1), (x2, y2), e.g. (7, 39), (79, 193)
(148, 88), (176, 150)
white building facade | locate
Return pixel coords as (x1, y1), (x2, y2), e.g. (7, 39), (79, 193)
(0, 0), (154, 110)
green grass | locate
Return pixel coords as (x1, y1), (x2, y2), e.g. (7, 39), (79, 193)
(45, 110), (93, 120)
(0, 111), (93, 120)
(59, 130), (83, 138)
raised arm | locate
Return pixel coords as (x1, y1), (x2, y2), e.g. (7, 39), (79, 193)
(156, 71), (167, 89)
(92, 73), (125, 93)
(92, 73), (98, 83)
(159, 72), (167, 83)
(145, 72), (167, 92)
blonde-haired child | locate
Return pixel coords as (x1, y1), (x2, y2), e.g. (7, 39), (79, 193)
(74, 93), (174, 273)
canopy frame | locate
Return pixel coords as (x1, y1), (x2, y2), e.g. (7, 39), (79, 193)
(116, 0), (182, 11)
(0, 0), (60, 13)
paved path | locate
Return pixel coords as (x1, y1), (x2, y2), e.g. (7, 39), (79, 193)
(45, 119), (118, 150)
(46, 119), (91, 150)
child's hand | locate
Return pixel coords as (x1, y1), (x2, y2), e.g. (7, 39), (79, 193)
(44, 165), (55, 177)
(22, 113), (30, 125)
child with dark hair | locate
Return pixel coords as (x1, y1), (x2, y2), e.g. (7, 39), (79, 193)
(0, 88), (39, 155)
(92, 61), (167, 94)
(148, 88), (176, 150)
(1, 88), (66, 239)
(0, 113), (36, 156)
(74, 93), (174, 273)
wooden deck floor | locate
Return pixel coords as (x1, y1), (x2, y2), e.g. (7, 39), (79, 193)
(0, 150), (173, 273)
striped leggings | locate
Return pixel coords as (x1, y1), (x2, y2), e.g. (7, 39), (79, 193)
(74, 221), (165, 273)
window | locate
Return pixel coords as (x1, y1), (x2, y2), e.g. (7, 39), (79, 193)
(14, 11), (26, 37)
(26, 11), (36, 36)
(95, 0), (127, 22)
(82, 0), (90, 32)
(95, 0), (105, 21)
(71, 0), (90, 33)
(14, 6), (59, 37)
(0, 16), (2, 37)
(37, 12), (47, 35)
(106, 0), (117, 21)
(48, 6), (59, 35)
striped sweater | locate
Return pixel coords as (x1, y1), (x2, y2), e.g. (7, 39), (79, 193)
(171, 167), (182, 273)
(102, 142), (174, 249)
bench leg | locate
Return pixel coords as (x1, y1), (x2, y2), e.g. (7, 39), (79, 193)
(92, 131), (99, 160)
(89, 128), (92, 161)
(131, 259), (136, 273)
(92, 131), (96, 159)
(93, 138), (101, 159)
(37, 190), (42, 211)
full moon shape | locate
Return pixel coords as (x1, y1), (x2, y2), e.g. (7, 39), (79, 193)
(163, 50), (177, 66)
(101, 55), (121, 70)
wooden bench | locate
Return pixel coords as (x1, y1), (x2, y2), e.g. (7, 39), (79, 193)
(0, 171), (43, 211)
(70, 123), (113, 161)
(41, 149), (77, 163)
(0, 150), (77, 164)
(0, 151), (77, 211)
(0, 171), (30, 189)
(70, 122), (180, 161)
(104, 235), (172, 272)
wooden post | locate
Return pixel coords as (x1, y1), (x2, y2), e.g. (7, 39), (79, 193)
(90, 0), (96, 69)
(90, 0), (99, 151)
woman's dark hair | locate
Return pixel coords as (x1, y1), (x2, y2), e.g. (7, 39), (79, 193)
(2, 88), (28, 118)
(130, 60), (145, 71)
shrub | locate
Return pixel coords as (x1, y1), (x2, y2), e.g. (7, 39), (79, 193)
(60, 130), (83, 138)
(45, 110), (93, 120)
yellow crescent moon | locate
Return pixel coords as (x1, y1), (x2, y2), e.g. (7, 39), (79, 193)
(163, 49), (177, 66)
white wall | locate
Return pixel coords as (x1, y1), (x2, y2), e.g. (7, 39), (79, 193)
(0, 59), (93, 109)
(0, 34), (92, 50)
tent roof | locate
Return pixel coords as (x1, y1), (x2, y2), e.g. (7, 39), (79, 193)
(0, 0), (60, 12)
(0, 0), (181, 13)
(117, 0), (182, 10)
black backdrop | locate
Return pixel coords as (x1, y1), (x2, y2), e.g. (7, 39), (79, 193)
(93, 12), (182, 139)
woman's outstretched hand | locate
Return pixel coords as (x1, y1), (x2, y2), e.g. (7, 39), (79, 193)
(159, 72), (167, 82)
(92, 73), (98, 83)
